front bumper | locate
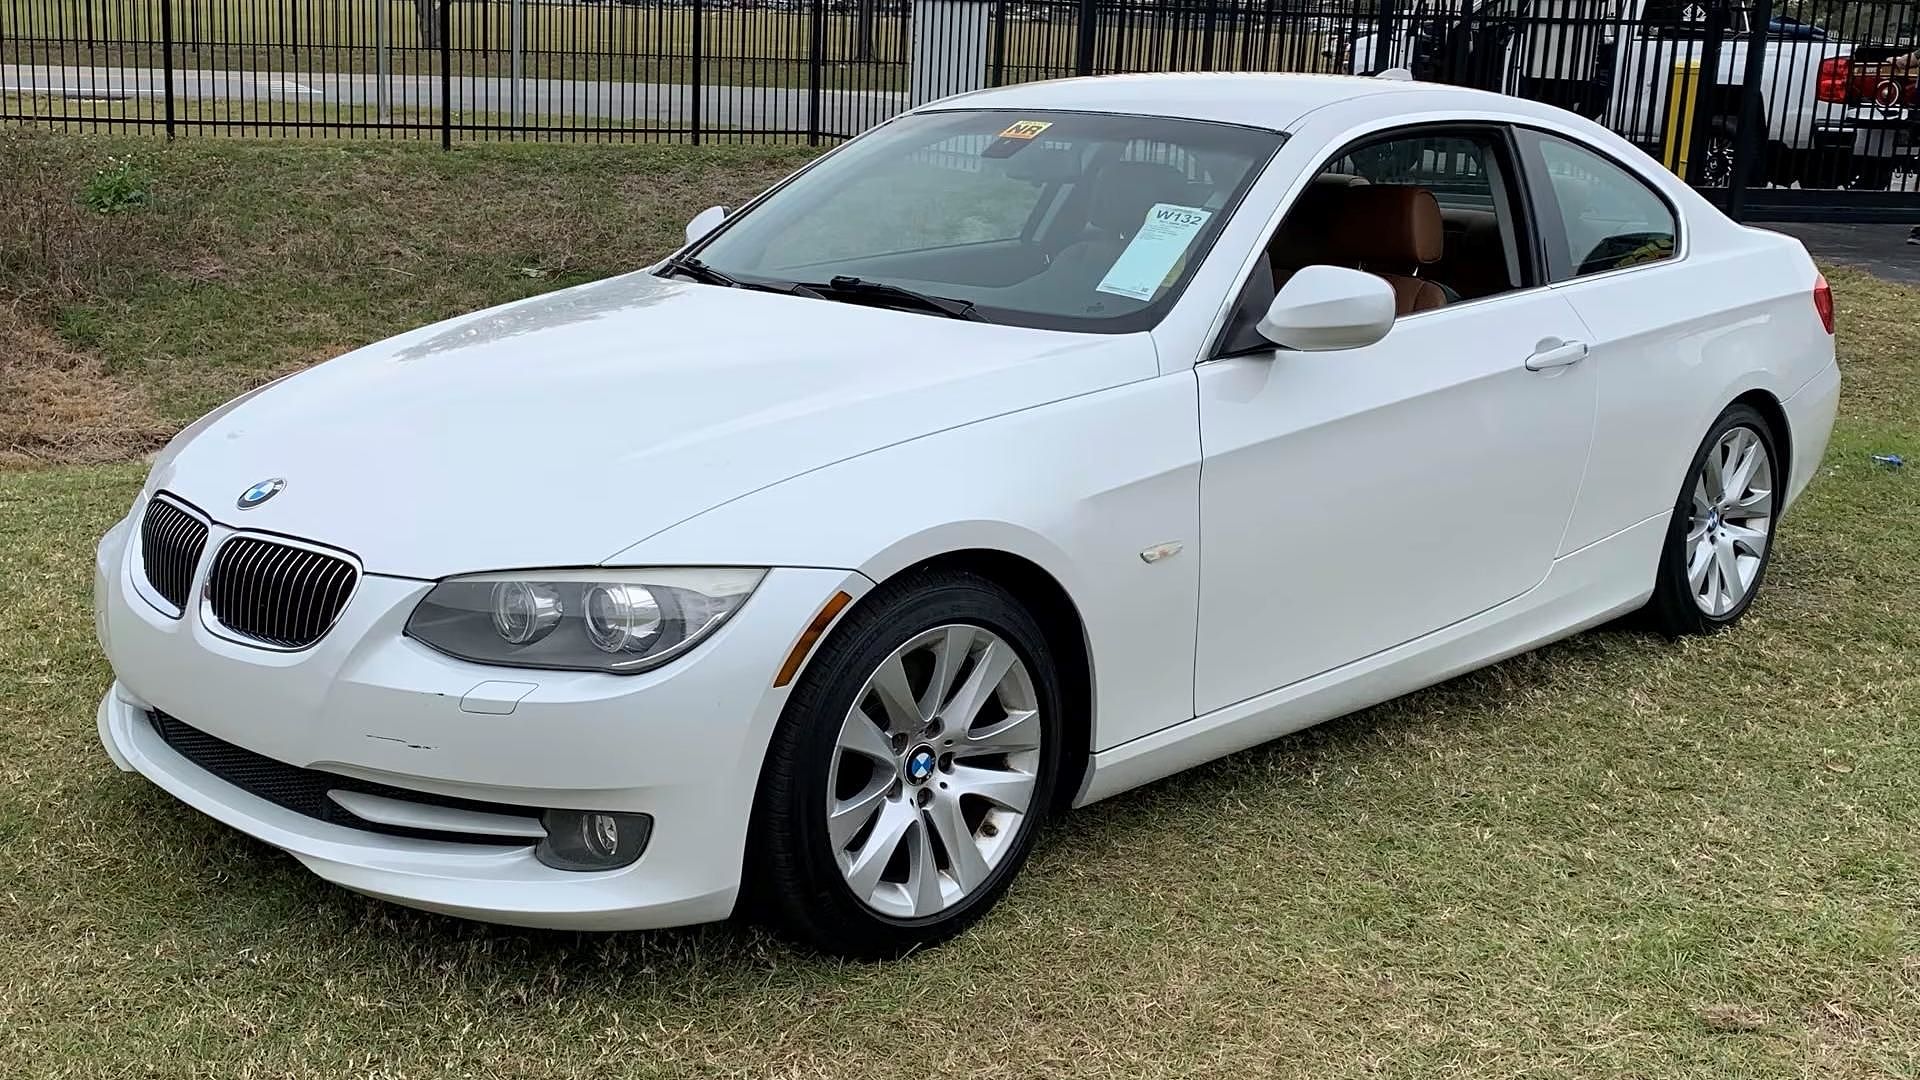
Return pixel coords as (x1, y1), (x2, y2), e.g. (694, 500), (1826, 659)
(94, 506), (867, 930)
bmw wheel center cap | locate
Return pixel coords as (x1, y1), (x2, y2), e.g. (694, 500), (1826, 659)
(237, 478), (287, 510)
(905, 746), (937, 785)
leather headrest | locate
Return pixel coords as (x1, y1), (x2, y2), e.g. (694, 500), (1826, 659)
(1270, 173), (1375, 266)
(1087, 161), (1196, 235)
(1332, 186), (1444, 265)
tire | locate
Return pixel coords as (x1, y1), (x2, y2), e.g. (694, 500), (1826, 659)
(746, 567), (1064, 958)
(1646, 403), (1782, 637)
(1695, 122), (1738, 188)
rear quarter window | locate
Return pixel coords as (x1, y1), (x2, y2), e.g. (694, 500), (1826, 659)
(1520, 130), (1679, 281)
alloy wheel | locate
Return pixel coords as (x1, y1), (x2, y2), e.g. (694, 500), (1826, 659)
(1686, 425), (1774, 617)
(826, 624), (1042, 919)
(1699, 133), (1736, 188)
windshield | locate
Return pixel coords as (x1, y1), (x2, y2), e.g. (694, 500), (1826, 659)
(687, 109), (1284, 332)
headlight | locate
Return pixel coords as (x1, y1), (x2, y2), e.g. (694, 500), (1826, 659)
(405, 568), (764, 674)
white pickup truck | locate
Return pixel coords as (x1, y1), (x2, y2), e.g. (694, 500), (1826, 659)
(1346, 0), (1896, 188)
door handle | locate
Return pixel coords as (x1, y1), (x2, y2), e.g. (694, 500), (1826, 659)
(1525, 340), (1589, 371)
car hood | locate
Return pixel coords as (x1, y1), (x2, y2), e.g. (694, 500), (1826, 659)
(151, 272), (1155, 578)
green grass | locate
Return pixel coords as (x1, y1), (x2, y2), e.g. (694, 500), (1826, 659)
(0, 131), (821, 442)
(2, 131), (1919, 1077)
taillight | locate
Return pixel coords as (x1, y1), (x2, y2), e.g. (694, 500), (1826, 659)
(1816, 56), (1851, 103)
(1814, 274), (1835, 335)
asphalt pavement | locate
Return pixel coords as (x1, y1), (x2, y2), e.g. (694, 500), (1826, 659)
(1772, 223), (1920, 285)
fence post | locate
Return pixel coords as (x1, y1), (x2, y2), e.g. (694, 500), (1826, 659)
(1074, 0), (1097, 74)
(159, 0), (176, 138)
(439, 0), (452, 149)
(990, 0), (1008, 86)
(808, 0), (826, 144)
(510, 0), (524, 129)
(1682, 0), (1729, 191)
(1724, 0), (1773, 220)
(377, 0), (391, 122)
(1200, 0), (1218, 71)
(691, 0), (703, 145)
(1372, 0), (1397, 76)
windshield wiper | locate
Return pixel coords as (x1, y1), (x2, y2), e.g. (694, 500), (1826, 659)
(802, 276), (988, 322)
(658, 254), (741, 287)
(659, 255), (824, 299)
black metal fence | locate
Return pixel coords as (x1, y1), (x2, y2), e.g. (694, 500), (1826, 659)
(3, 0), (1916, 218)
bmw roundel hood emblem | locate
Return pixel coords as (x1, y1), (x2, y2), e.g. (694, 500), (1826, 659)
(237, 477), (286, 510)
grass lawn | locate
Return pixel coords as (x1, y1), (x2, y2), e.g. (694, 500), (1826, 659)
(2, 132), (1918, 1077)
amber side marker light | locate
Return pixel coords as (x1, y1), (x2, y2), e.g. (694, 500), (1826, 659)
(773, 591), (853, 687)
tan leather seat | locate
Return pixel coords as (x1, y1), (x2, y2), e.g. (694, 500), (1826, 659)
(1327, 186), (1449, 315)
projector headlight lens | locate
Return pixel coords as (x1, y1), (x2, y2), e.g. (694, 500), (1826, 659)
(406, 568), (763, 674)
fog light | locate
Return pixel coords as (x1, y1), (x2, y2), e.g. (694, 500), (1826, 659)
(535, 809), (652, 872)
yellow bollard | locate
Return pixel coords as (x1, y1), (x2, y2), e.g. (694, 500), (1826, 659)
(1664, 59), (1702, 177)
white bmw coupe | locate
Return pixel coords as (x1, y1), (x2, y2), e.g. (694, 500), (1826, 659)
(94, 73), (1840, 957)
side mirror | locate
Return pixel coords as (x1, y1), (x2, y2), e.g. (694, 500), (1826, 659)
(684, 205), (728, 246)
(1257, 265), (1397, 352)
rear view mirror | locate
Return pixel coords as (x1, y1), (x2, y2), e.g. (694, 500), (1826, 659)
(1257, 265), (1397, 352)
(684, 205), (728, 246)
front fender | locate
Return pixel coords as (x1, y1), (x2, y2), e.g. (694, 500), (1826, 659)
(609, 373), (1204, 752)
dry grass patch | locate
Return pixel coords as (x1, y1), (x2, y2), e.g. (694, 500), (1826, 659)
(0, 309), (169, 467)
(0, 129), (820, 449)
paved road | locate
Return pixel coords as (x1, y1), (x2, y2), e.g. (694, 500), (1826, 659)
(1773, 223), (1920, 286)
(2, 63), (907, 134)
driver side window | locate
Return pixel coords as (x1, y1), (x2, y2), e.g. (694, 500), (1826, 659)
(1216, 126), (1532, 356)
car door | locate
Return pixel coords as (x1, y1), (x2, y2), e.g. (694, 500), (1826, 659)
(1510, 126), (1698, 555)
(1192, 125), (1600, 715)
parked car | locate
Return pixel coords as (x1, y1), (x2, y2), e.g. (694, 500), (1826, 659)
(1349, 0), (1871, 187)
(1816, 47), (1917, 190)
(1768, 14), (1828, 39)
(94, 73), (1840, 958)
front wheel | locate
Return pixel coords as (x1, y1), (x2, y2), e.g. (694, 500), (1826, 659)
(1646, 404), (1781, 636)
(747, 568), (1063, 958)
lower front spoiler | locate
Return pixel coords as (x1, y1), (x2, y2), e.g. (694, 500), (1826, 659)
(97, 686), (737, 931)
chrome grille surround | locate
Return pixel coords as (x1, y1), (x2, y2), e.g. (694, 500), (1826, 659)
(136, 494), (210, 617)
(201, 533), (361, 651)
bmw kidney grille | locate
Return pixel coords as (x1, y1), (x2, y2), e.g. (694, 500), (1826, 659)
(138, 497), (210, 614)
(138, 494), (358, 649)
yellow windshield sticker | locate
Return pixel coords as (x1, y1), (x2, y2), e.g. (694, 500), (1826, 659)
(997, 120), (1053, 141)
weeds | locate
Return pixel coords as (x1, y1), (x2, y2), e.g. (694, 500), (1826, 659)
(80, 154), (155, 214)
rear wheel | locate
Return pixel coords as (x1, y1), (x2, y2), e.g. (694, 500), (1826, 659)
(1691, 121), (1739, 188)
(747, 568), (1063, 958)
(1646, 404), (1781, 636)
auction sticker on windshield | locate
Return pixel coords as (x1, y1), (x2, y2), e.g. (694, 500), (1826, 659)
(1096, 204), (1213, 301)
(997, 119), (1053, 140)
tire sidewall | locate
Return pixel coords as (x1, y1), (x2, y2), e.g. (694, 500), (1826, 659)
(753, 571), (1064, 953)
(1654, 404), (1780, 633)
